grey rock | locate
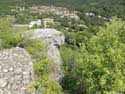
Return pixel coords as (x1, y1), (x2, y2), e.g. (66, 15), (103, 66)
(25, 28), (65, 46)
(3, 69), (8, 73)
(15, 68), (22, 74)
(25, 28), (65, 82)
(0, 89), (4, 94)
(0, 47), (34, 94)
(0, 79), (8, 88)
(9, 67), (14, 72)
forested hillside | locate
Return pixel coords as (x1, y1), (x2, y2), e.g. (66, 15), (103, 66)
(0, 0), (125, 18)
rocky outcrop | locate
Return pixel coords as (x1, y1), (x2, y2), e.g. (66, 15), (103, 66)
(25, 28), (65, 47)
(0, 47), (34, 94)
(25, 28), (65, 82)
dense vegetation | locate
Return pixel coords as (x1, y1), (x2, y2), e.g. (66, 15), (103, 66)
(1, 0), (125, 19)
(60, 18), (125, 94)
(0, 17), (22, 49)
(1, 0), (125, 94)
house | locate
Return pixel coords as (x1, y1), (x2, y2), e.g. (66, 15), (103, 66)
(85, 12), (95, 17)
(42, 18), (54, 28)
(69, 13), (79, 19)
(29, 20), (41, 28)
(98, 15), (102, 18)
(63, 11), (79, 19)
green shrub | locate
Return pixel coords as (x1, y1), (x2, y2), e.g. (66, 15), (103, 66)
(19, 39), (47, 60)
(0, 17), (23, 49)
(78, 18), (125, 94)
(34, 57), (49, 81)
(0, 17), (14, 32)
(61, 18), (125, 94)
(0, 31), (22, 48)
(33, 57), (62, 94)
(32, 80), (62, 94)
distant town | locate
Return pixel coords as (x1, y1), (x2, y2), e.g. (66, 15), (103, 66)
(11, 5), (113, 30)
(11, 5), (79, 19)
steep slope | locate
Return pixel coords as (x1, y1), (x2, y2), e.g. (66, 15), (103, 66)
(25, 28), (65, 82)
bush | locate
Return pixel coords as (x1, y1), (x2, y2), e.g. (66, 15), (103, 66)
(0, 17), (14, 32)
(19, 39), (47, 60)
(34, 57), (49, 81)
(0, 17), (23, 49)
(33, 57), (62, 94)
(78, 18), (125, 93)
(32, 80), (62, 94)
(0, 31), (22, 49)
(61, 18), (125, 94)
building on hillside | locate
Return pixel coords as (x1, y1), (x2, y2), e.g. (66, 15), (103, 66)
(63, 12), (79, 19)
(29, 20), (41, 28)
(85, 12), (95, 17)
(69, 13), (79, 19)
(42, 18), (54, 28)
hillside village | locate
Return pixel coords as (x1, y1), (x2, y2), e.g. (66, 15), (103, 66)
(12, 5), (113, 31)
(12, 6), (79, 19)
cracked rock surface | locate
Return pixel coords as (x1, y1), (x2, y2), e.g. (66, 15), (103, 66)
(0, 47), (34, 94)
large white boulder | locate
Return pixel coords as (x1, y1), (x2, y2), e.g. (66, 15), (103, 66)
(25, 28), (65, 47)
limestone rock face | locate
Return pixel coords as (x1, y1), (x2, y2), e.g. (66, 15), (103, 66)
(0, 47), (34, 94)
(25, 28), (65, 82)
(26, 28), (65, 47)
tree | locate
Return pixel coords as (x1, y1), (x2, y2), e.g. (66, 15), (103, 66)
(79, 18), (125, 93)
(61, 18), (125, 94)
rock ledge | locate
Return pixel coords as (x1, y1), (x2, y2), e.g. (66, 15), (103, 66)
(0, 47), (34, 94)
